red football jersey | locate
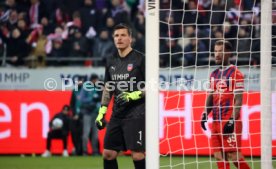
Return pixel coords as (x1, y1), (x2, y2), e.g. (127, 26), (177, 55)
(209, 65), (244, 121)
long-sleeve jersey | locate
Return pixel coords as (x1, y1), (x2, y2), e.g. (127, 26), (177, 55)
(209, 65), (244, 121)
(104, 49), (145, 119)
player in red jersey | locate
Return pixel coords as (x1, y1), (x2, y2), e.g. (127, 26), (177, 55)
(201, 40), (250, 169)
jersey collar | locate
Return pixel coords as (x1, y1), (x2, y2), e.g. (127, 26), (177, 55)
(219, 64), (233, 71)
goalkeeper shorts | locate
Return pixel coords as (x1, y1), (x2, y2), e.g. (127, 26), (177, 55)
(211, 120), (242, 153)
(104, 117), (145, 152)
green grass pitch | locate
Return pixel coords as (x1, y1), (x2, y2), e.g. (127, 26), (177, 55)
(0, 155), (274, 169)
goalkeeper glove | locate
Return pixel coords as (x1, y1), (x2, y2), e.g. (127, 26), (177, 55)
(115, 91), (143, 107)
(223, 117), (235, 134)
(95, 106), (107, 130)
(201, 113), (208, 131)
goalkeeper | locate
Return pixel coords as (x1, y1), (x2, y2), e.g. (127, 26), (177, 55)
(95, 23), (145, 169)
(201, 40), (250, 169)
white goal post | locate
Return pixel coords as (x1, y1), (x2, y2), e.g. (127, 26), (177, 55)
(146, 0), (159, 169)
(261, 0), (272, 169)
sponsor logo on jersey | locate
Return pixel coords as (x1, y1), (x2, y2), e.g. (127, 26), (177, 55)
(216, 80), (228, 92)
(110, 66), (116, 71)
(127, 64), (133, 71)
(111, 73), (129, 81)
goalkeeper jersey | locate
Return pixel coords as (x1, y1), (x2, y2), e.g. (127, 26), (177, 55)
(209, 64), (244, 121)
(104, 49), (145, 119)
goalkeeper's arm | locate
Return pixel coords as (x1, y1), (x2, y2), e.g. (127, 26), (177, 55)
(95, 84), (113, 130)
(115, 89), (145, 106)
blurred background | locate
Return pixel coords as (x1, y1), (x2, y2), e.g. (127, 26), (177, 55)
(0, 0), (276, 169)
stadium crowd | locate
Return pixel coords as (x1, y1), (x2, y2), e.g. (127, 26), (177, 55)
(0, 0), (145, 67)
(0, 0), (272, 68)
(159, 0), (262, 67)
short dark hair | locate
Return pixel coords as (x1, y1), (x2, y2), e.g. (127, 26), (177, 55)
(215, 40), (233, 52)
(90, 74), (98, 81)
(113, 23), (132, 37)
(62, 105), (70, 111)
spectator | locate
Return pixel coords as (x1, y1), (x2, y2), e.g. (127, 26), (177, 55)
(160, 13), (181, 39)
(183, 0), (204, 25)
(210, 29), (223, 52)
(16, 0), (30, 14)
(92, 28), (116, 66)
(70, 78), (84, 156)
(160, 39), (182, 67)
(184, 38), (208, 66)
(29, 0), (48, 28)
(198, 0), (212, 26)
(105, 17), (115, 38)
(46, 26), (68, 58)
(40, 17), (54, 36)
(41, 105), (71, 157)
(184, 25), (196, 38)
(107, 0), (130, 25)
(5, 0), (17, 10)
(69, 28), (88, 65)
(0, 0), (262, 67)
(80, 74), (101, 156)
(132, 31), (145, 53)
(223, 21), (238, 49)
(47, 38), (66, 66)
(210, 0), (225, 25)
(243, 0), (254, 10)
(61, 0), (82, 20)
(125, 0), (139, 20)
(251, 38), (260, 66)
(27, 26), (47, 67)
(94, 0), (109, 11)
(17, 19), (30, 39)
(71, 11), (82, 30)
(6, 9), (18, 30)
(2, 27), (30, 66)
(236, 28), (252, 65)
(133, 11), (145, 35)
(51, 3), (70, 26)
(79, 0), (101, 34)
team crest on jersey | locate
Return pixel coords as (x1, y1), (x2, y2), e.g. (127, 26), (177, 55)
(127, 64), (133, 71)
(216, 79), (227, 92)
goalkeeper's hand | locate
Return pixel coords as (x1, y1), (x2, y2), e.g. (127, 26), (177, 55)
(201, 113), (208, 131)
(223, 117), (235, 134)
(115, 91), (143, 107)
(95, 106), (107, 130)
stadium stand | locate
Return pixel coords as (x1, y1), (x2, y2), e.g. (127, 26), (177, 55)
(0, 0), (269, 68)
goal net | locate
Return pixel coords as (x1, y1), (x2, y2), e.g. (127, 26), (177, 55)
(146, 0), (275, 169)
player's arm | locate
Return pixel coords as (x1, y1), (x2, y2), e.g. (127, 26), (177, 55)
(232, 90), (243, 119)
(223, 90), (243, 134)
(95, 64), (113, 130)
(101, 83), (113, 107)
(223, 70), (244, 134)
(233, 70), (244, 119)
(95, 84), (112, 130)
(201, 92), (213, 130)
(205, 92), (213, 116)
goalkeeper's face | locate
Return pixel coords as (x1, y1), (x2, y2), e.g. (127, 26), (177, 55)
(113, 28), (132, 50)
(214, 45), (231, 65)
